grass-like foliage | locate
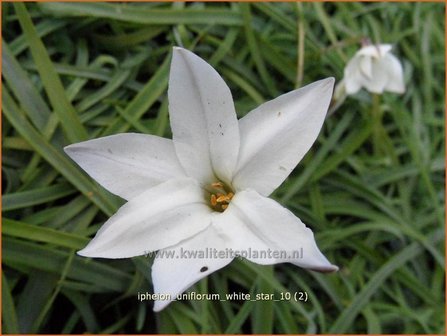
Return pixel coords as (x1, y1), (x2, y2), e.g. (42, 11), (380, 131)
(2, 2), (445, 334)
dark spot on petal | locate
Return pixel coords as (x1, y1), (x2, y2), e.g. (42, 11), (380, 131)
(107, 148), (113, 154)
(279, 166), (287, 171)
(219, 123), (222, 128)
(277, 111), (282, 117)
(200, 266), (208, 272)
(221, 132), (224, 136)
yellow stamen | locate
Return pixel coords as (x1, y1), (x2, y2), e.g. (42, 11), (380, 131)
(210, 194), (217, 206)
(207, 181), (234, 212)
(216, 195), (229, 203)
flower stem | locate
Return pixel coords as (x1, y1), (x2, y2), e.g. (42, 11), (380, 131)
(371, 94), (398, 164)
(371, 93), (382, 157)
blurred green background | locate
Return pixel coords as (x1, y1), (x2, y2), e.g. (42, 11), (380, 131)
(2, 2), (445, 334)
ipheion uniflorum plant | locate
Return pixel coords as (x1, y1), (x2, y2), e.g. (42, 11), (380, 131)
(65, 47), (338, 312)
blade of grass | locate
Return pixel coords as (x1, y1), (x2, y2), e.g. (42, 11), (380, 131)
(16, 271), (58, 333)
(39, 2), (243, 26)
(2, 273), (20, 334)
(75, 69), (131, 112)
(3, 238), (132, 292)
(31, 251), (76, 332)
(329, 228), (444, 333)
(3, 183), (76, 211)
(102, 55), (170, 135)
(252, 266), (274, 333)
(3, 218), (89, 249)
(9, 19), (66, 56)
(240, 3), (278, 97)
(3, 86), (118, 215)
(62, 290), (99, 332)
(2, 40), (51, 128)
(93, 26), (166, 50)
(14, 2), (88, 143)
(281, 111), (354, 202)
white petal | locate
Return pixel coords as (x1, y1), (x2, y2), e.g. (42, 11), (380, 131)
(359, 55), (373, 78)
(344, 56), (363, 95)
(168, 47), (240, 185)
(343, 56), (362, 94)
(78, 178), (212, 258)
(232, 78), (334, 196)
(382, 53), (405, 93)
(357, 44), (392, 58)
(65, 133), (186, 200)
(363, 58), (389, 93)
(152, 222), (233, 312)
(224, 189), (337, 272)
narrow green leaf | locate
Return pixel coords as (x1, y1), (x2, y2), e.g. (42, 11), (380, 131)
(75, 69), (131, 112)
(3, 183), (76, 211)
(3, 87), (118, 216)
(102, 55), (170, 135)
(39, 2), (243, 25)
(2, 40), (51, 129)
(281, 111), (354, 202)
(3, 238), (132, 292)
(31, 252), (76, 332)
(3, 218), (89, 249)
(329, 229), (444, 333)
(312, 119), (373, 181)
(252, 266), (274, 333)
(16, 271), (58, 333)
(93, 27), (166, 50)
(2, 273), (20, 334)
(10, 19), (66, 56)
(225, 292), (256, 333)
(14, 2), (88, 143)
(240, 3), (278, 97)
(62, 290), (99, 332)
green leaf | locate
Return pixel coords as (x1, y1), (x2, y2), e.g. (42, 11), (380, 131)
(2, 86), (118, 216)
(2, 273), (20, 334)
(3, 218), (89, 249)
(14, 2), (88, 143)
(39, 2), (243, 25)
(2, 41), (51, 129)
(329, 229), (444, 333)
(102, 55), (170, 135)
(3, 238), (132, 292)
(3, 183), (76, 211)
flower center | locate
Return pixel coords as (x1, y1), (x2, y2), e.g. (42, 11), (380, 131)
(207, 181), (234, 212)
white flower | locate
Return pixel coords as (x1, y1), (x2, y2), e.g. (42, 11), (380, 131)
(344, 44), (405, 94)
(65, 47), (337, 312)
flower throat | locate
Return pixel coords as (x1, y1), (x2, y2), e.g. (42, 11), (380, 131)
(207, 181), (234, 212)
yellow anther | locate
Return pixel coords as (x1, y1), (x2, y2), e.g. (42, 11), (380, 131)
(211, 182), (224, 188)
(216, 195), (229, 203)
(207, 180), (234, 212)
(210, 194), (217, 206)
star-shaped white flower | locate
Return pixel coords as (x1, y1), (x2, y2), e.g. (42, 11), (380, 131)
(344, 44), (405, 95)
(65, 47), (337, 312)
